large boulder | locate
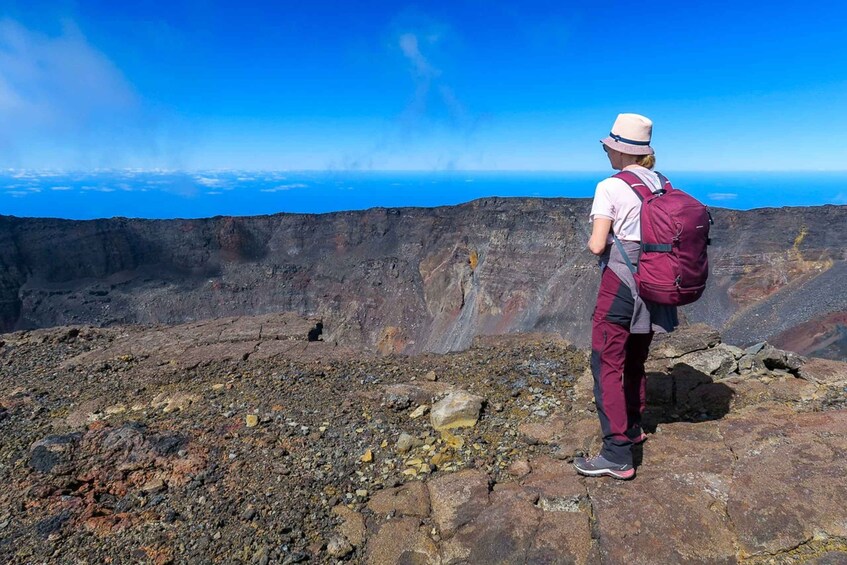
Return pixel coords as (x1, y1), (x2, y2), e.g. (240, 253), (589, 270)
(753, 344), (806, 374)
(29, 433), (83, 475)
(649, 324), (721, 360)
(673, 346), (737, 378)
(430, 391), (485, 431)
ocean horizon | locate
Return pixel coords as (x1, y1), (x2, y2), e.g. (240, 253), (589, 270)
(2, 170), (846, 221)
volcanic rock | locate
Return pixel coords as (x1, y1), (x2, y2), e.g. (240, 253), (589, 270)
(4, 203), (846, 356)
(367, 481), (430, 518)
(799, 357), (847, 385)
(3, 313), (847, 563)
(427, 469), (490, 538)
(332, 505), (366, 548)
(430, 391), (484, 431)
(365, 517), (440, 565)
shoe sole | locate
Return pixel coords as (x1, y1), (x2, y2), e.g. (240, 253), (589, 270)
(574, 466), (635, 480)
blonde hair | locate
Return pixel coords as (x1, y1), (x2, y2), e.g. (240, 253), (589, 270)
(636, 154), (656, 169)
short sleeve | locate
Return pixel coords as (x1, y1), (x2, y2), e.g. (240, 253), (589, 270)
(589, 178), (615, 222)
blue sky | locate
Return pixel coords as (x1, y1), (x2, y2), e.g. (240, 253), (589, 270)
(1, 1), (846, 171)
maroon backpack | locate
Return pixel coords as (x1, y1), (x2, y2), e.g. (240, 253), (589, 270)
(612, 170), (711, 306)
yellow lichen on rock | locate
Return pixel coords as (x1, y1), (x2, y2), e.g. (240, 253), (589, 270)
(469, 249), (479, 271)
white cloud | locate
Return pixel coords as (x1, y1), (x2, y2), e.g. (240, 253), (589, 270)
(0, 20), (137, 149)
(708, 192), (738, 201)
(195, 177), (224, 187)
(50, 185), (72, 191)
(81, 185), (115, 192)
(0, 19), (188, 169)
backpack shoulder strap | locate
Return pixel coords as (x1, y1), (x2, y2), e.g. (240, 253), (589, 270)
(613, 170), (672, 201)
(654, 171), (673, 191)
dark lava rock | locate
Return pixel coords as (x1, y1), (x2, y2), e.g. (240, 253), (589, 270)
(29, 433), (82, 474)
(384, 392), (411, 411)
(150, 432), (188, 456)
(35, 510), (71, 539)
(282, 551), (310, 564)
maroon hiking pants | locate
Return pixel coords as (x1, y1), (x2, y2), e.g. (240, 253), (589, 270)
(591, 267), (653, 466)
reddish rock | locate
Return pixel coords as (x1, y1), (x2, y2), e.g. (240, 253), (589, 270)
(588, 420), (738, 564)
(799, 358), (847, 386)
(529, 510), (596, 565)
(642, 421), (734, 478)
(727, 376), (818, 411)
(547, 417), (600, 460)
(365, 517), (440, 565)
(520, 456), (585, 504)
(440, 486), (541, 564)
(332, 504), (366, 547)
(368, 481), (430, 518)
(427, 469), (490, 538)
(440, 480), (595, 565)
(722, 409), (847, 557)
(505, 459), (531, 478)
(518, 412), (567, 445)
(589, 475), (737, 564)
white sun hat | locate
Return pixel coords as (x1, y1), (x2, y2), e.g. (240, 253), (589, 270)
(601, 113), (654, 156)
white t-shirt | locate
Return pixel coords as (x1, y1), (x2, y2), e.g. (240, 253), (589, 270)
(589, 167), (664, 243)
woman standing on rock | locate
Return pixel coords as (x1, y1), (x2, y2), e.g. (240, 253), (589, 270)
(574, 113), (678, 480)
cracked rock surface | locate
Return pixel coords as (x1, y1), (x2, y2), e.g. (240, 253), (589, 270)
(1, 314), (846, 564)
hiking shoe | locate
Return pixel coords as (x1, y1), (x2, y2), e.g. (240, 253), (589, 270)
(573, 454), (635, 480)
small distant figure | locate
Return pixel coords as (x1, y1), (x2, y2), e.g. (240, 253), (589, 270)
(574, 113), (685, 480)
(308, 322), (323, 342)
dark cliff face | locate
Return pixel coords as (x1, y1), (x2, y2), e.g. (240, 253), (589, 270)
(1, 199), (845, 356)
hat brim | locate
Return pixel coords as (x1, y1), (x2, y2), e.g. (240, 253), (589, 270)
(600, 137), (654, 156)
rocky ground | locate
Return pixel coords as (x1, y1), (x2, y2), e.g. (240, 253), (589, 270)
(1, 313), (846, 564)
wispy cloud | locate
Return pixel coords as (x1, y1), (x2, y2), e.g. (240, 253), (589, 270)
(0, 18), (189, 169)
(331, 15), (487, 171)
(396, 28), (472, 131)
(0, 19), (138, 164)
(259, 183), (307, 192)
(398, 33), (439, 79)
(81, 186), (116, 192)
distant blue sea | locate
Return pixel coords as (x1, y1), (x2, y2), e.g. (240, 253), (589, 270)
(1, 170), (845, 220)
